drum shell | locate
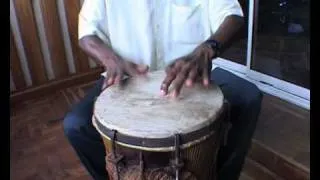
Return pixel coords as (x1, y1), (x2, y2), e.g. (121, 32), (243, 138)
(93, 104), (228, 180)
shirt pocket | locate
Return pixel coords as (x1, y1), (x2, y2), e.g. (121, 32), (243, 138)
(170, 1), (205, 44)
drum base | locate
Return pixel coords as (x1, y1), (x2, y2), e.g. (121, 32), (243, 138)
(108, 163), (197, 180)
(102, 131), (221, 180)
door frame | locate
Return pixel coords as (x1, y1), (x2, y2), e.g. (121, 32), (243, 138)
(213, 58), (310, 110)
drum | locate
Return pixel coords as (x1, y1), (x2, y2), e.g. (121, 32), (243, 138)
(92, 70), (229, 180)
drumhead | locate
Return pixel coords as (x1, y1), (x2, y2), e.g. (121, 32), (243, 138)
(93, 70), (224, 150)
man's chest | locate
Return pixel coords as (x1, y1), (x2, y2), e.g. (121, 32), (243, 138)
(106, 0), (210, 42)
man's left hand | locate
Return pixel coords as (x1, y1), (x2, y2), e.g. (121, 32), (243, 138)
(160, 43), (215, 98)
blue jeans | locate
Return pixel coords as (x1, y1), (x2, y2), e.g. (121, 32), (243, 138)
(63, 68), (263, 180)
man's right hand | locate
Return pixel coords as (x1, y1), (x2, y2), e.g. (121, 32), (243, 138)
(78, 35), (149, 89)
(102, 53), (149, 88)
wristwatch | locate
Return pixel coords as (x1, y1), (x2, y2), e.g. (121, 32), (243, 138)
(204, 39), (221, 59)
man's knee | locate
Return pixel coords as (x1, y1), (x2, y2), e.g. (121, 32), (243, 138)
(212, 68), (263, 107)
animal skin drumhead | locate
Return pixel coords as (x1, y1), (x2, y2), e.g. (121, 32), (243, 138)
(93, 70), (224, 139)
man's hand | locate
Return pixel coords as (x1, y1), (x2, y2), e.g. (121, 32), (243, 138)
(102, 53), (149, 88)
(160, 44), (215, 98)
(78, 35), (149, 89)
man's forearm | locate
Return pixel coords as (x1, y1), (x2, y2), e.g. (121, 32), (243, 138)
(208, 15), (244, 53)
(79, 35), (117, 67)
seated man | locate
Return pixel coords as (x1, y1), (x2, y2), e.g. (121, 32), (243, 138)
(63, 0), (263, 179)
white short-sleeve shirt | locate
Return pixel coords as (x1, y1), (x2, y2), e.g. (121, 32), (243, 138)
(78, 0), (243, 76)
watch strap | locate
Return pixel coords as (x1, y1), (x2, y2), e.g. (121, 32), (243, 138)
(204, 39), (221, 58)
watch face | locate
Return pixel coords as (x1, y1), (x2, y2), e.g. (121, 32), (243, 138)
(205, 43), (213, 50)
(209, 41), (218, 50)
(206, 40), (219, 48)
(205, 40), (220, 58)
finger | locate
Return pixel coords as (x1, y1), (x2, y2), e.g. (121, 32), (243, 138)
(171, 64), (190, 98)
(186, 66), (198, 87)
(160, 69), (176, 96)
(160, 75), (176, 96)
(202, 53), (210, 86)
(207, 56), (212, 81)
(125, 62), (139, 77)
(136, 64), (149, 74)
(160, 57), (187, 96)
(165, 63), (176, 74)
(114, 69), (123, 84)
(107, 69), (116, 85)
(174, 59), (186, 72)
(102, 79), (108, 90)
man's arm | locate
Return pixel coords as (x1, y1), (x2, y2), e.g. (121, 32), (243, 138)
(79, 35), (148, 86)
(78, 0), (117, 67)
(207, 15), (244, 54)
(205, 0), (245, 57)
(78, 0), (148, 86)
(79, 35), (118, 67)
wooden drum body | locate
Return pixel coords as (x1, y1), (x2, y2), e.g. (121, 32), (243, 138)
(93, 71), (228, 180)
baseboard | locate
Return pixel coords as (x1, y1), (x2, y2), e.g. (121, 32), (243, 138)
(10, 68), (104, 105)
(243, 157), (284, 180)
(248, 139), (310, 180)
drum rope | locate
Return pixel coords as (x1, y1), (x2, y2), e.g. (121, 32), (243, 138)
(139, 151), (145, 180)
(107, 130), (124, 180)
(170, 134), (184, 180)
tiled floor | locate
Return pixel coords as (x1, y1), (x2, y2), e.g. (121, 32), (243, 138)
(10, 81), (310, 180)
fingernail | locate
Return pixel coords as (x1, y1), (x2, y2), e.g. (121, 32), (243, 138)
(160, 90), (166, 96)
(203, 79), (209, 86)
(186, 80), (192, 87)
(171, 91), (177, 98)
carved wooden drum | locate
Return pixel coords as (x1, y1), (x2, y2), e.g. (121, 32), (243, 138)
(92, 70), (228, 180)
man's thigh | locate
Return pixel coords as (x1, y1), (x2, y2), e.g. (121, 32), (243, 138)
(210, 67), (263, 112)
(64, 77), (105, 131)
(210, 67), (263, 149)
